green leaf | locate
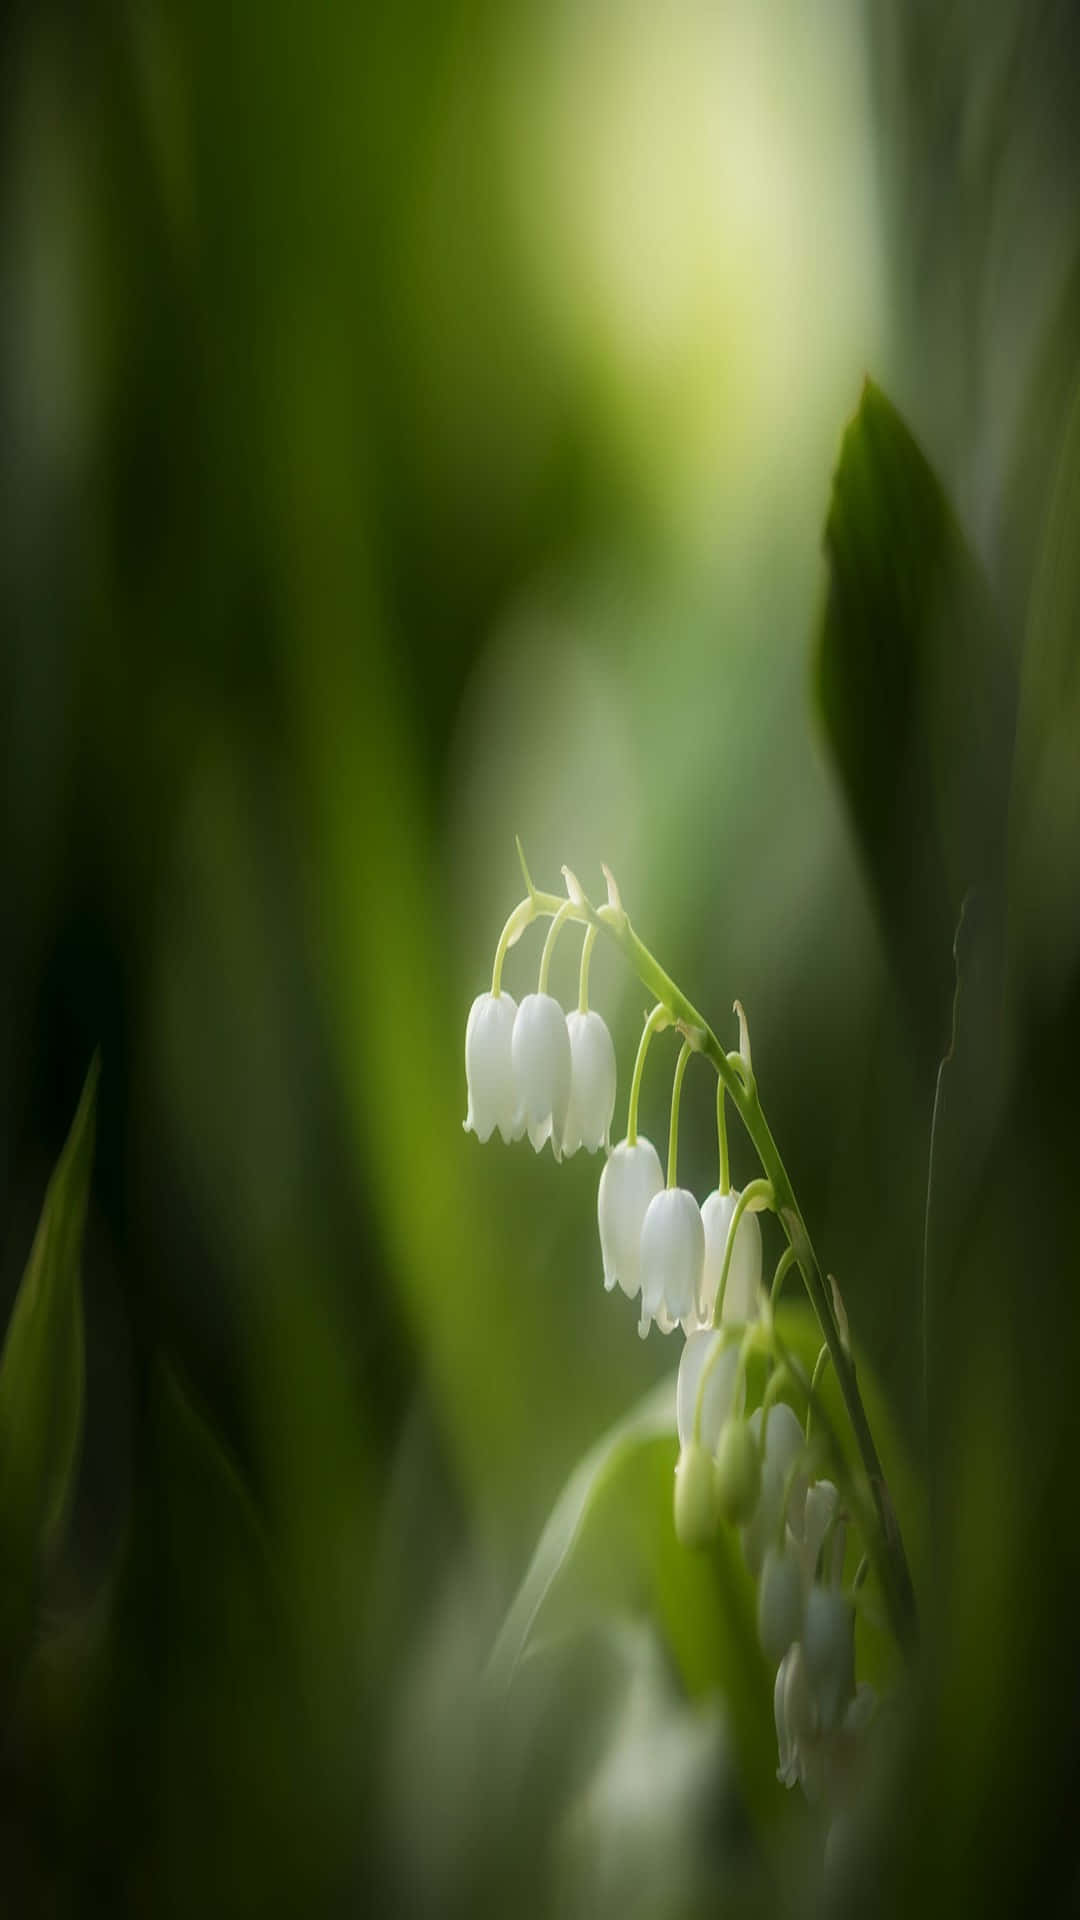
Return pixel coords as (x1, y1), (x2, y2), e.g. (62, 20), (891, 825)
(1008, 361), (1080, 1012)
(488, 1380), (676, 1692)
(488, 1378), (778, 1814)
(0, 1055), (99, 1644)
(815, 379), (1012, 1063)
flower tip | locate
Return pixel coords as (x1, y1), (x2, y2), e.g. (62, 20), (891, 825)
(601, 862), (623, 911)
(561, 864), (587, 906)
(733, 999), (752, 1069)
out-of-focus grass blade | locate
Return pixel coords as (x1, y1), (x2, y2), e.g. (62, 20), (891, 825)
(1009, 364), (1080, 1013)
(0, 1055), (99, 1654)
(488, 1377), (778, 1815)
(815, 379), (1012, 1067)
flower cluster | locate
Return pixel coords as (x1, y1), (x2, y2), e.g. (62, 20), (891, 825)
(464, 987), (617, 1160)
(464, 858), (886, 1814)
(675, 1339), (874, 1799)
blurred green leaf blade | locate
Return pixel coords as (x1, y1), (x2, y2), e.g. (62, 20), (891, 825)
(489, 1377), (778, 1813)
(0, 1055), (99, 1622)
(815, 379), (1012, 1062)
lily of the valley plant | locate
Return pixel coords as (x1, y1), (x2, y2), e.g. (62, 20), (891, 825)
(464, 848), (917, 1822)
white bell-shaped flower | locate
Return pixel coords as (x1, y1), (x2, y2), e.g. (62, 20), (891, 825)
(676, 1329), (742, 1452)
(562, 1009), (617, 1156)
(741, 1403), (809, 1575)
(511, 992), (573, 1159)
(463, 991), (523, 1144)
(597, 1137), (664, 1298)
(798, 1480), (845, 1591)
(758, 1543), (805, 1660)
(699, 1189), (763, 1324)
(802, 1586), (855, 1733)
(774, 1642), (815, 1791)
(638, 1188), (705, 1338)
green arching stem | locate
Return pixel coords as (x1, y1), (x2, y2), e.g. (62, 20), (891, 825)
(578, 924), (599, 1015)
(510, 881), (917, 1652)
(538, 899), (577, 994)
(711, 1179), (773, 1327)
(667, 1041), (693, 1188)
(491, 896), (536, 996)
(626, 1002), (670, 1147)
(770, 1244), (799, 1307)
(716, 1079), (730, 1195)
(807, 1343), (832, 1442)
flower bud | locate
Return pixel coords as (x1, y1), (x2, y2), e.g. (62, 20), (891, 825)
(673, 1442), (718, 1548)
(802, 1586), (855, 1733)
(699, 1190), (763, 1324)
(741, 1458), (781, 1579)
(757, 1544), (804, 1660)
(741, 1403), (808, 1572)
(676, 1329), (742, 1452)
(638, 1188), (705, 1337)
(774, 1642), (814, 1790)
(562, 1009), (617, 1156)
(511, 992), (573, 1159)
(799, 1480), (844, 1590)
(597, 1138), (664, 1298)
(713, 1416), (761, 1525)
(463, 991), (523, 1144)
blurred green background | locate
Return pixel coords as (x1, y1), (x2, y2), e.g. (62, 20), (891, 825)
(2, 0), (1080, 1913)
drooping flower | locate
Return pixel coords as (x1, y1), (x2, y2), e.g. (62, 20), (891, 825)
(699, 1189), (763, 1324)
(463, 991), (523, 1145)
(713, 1416), (761, 1524)
(757, 1543), (805, 1659)
(511, 992), (573, 1159)
(798, 1480), (845, 1591)
(802, 1587), (855, 1733)
(676, 1329), (742, 1452)
(774, 1642), (816, 1792)
(598, 1137), (664, 1298)
(562, 1009), (617, 1156)
(638, 1188), (705, 1337)
(673, 1441), (717, 1549)
(741, 1402), (808, 1576)
(674, 1331), (744, 1546)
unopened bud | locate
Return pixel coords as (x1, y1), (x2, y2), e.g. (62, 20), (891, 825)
(674, 1442), (718, 1548)
(758, 1545), (804, 1660)
(803, 1586), (855, 1732)
(713, 1416), (761, 1525)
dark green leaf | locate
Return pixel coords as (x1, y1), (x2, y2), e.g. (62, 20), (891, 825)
(0, 1055), (99, 1655)
(815, 379), (1013, 1064)
(1008, 363), (1080, 1013)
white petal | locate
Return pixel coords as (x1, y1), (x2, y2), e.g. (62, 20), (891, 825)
(676, 1329), (742, 1452)
(597, 1138), (664, 1298)
(639, 1188), (705, 1336)
(763, 1402), (808, 1536)
(758, 1545), (805, 1660)
(700, 1190), (763, 1324)
(463, 992), (519, 1144)
(803, 1587), (855, 1733)
(563, 1010), (617, 1156)
(511, 993), (572, 1160)
(799, 1480), (840, 1589)
(774, 1648), (799, 1788)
